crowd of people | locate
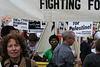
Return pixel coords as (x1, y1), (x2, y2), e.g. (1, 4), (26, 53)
(0, 25), (100, 67)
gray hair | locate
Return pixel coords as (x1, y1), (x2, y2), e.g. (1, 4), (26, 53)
(94, 31), (100, 40)
(62, 30), (74, 41)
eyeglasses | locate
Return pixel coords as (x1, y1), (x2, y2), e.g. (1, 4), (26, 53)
(50, 40), (58, 44)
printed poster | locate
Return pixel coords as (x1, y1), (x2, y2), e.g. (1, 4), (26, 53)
(13, 18), (28, 30)
(28, 20), (46, 33)
(68, 22), (93, 37)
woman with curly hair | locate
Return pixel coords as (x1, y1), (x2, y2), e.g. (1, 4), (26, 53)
(1, 33), (38, 67)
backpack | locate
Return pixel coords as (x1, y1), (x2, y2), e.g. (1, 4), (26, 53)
(25, 57), (31, 67)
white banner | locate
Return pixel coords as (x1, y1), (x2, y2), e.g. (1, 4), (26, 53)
(68, 22), (93, 37)
(13, 18), (28, 30)
(0, 0), (100, 21)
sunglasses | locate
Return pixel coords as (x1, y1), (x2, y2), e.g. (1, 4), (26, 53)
(50, 40), (58, 44)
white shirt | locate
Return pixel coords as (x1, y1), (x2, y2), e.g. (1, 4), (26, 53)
(91, 48), (96, 54)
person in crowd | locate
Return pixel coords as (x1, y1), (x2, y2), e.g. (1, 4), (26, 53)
(27, 33), (42, 61)
(82, 31), (100, 67)
(1, 26), (17, 37)
(80, 37), (91, 64)
(0, 26), (17, 56)
(87, 37), (93, 48)
(52, 30), (82, 67)
(0, 33), (38, 67)
(91, 31), (100, 53)
(21, 30), (29, 40)
(42, 34), (59, 63)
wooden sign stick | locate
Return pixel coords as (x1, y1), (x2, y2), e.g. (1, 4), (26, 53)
(77, 37), (81, 60)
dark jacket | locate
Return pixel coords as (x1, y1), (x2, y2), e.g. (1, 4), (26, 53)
(80, 41), (91, 63)
(83, 53), (100, 67)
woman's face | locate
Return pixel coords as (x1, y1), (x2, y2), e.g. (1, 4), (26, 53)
(50, 38), (58, 48)
(7, 39), (22, 58)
